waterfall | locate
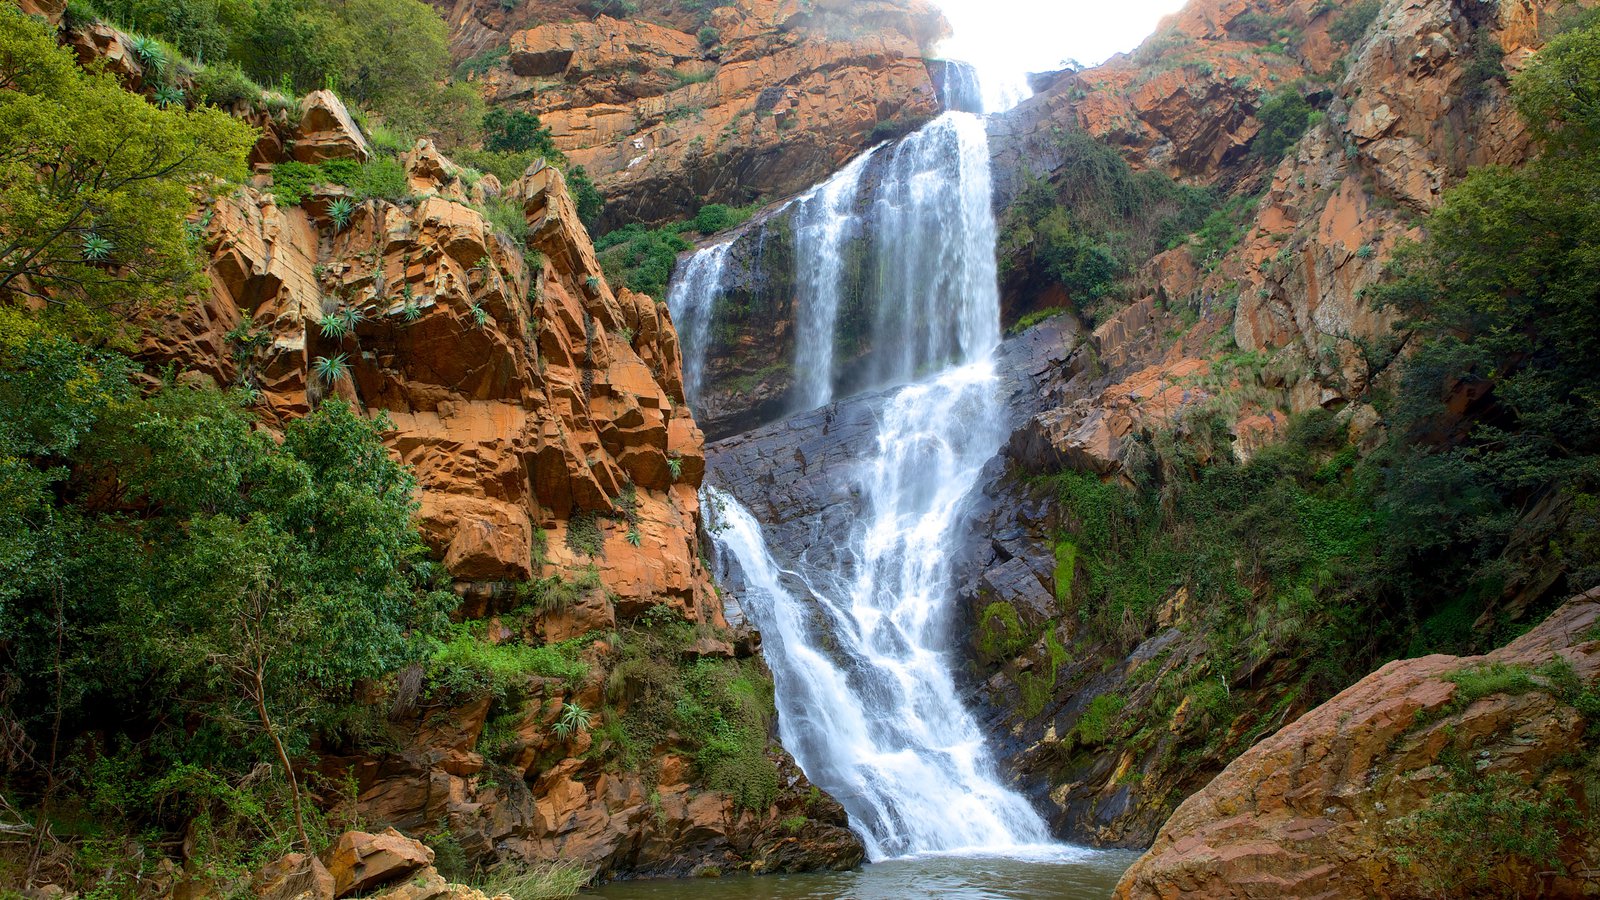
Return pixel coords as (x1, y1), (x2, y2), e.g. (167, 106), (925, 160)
(791, 147), (879, 410)
(690, 111), (1062, 859)
(664, 241), (730, 404)
(933, 59), (986, 114)
(707, 362), (1061, 857)
(864, 113), (1001, 388)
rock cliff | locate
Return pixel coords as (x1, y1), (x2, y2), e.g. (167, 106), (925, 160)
(129, 85), (861, 878)
(441, 0), (948, 226)
(1115, 588), (1600, 899)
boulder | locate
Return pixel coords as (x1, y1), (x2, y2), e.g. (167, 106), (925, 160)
(321, 829), (434, 898)
(1115, 589), (1600, 899)
(364, 867), (510, 900)
(254, 853), (335, 900)
(292, 90), (370, 164)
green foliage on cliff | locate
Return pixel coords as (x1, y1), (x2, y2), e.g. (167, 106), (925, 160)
(83, 0), (449, 117)
(999, 130), (1213, 319)
(598, 609), (779, 811)
(595, 224), (693, 299)
(268, 157), (409, 206)
(1328, 0), (1383, 47)
(0, 7), (253, 343)
(0, 316), (452, 880)
(977, 601), (1032, 661)
(1251, 87), (1317, 161)
(1389, 751), (1585, 894)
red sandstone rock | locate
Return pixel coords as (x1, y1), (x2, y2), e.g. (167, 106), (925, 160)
(321, 829), (434, 897)
(254, 853), (335, 900)
(1115, 589), (1600, 899)
(293, 90), (371, 164)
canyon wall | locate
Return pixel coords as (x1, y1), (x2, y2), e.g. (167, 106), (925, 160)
(956, 0), (1599, 850)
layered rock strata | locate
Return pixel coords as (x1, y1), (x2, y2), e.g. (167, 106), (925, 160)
(131, 89), (861, 878)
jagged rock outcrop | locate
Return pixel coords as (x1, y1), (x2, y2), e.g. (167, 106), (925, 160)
(133, 90), (862, 879)
(445, 0), (948, 226)
(993, 0), (1589, 443)
(1114, 588), (1600, 899)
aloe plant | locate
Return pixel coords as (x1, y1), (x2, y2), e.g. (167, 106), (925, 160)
(81, 233), (113, 263)
(626, 528), (642, 548)
(130, 36), (166, 74)
(318, 313), (349, 340)
(469, 303), (490, 328)
(553, 702), (589, 739)
(153, 85), (184, 109)
(312, 353), (349, 385)
(667, 455), (683, 481)
(327, 198), (355, 231)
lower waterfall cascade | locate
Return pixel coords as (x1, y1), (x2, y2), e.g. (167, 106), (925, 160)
(670, 111), (1070, 859)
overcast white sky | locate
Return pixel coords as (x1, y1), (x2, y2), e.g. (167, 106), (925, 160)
(928, 0), (1191, 109)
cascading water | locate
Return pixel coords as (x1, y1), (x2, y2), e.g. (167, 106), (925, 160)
(864, 113), (1002, 387)
(790, 147), (879, 410)
(933, 59), (986, 115)
(706, 358), (1064, 857)
(663, 241), (731, 404)
(671, 110), (1071, 860)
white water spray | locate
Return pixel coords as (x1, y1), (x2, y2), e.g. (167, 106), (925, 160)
(664, 240), (731, 404)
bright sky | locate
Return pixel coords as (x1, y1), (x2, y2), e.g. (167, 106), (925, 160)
(928, 0), (1191, 110)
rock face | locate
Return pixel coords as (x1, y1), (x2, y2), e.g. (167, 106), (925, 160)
(447, 0), (947, 227)
(323, 829), (435, 897)
(1115, 589), (1600, 899)
(137, 104), (861, 874)
(153, 144), (716, 619)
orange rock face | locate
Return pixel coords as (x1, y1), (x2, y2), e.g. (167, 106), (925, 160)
(150, 141), (718, 622)
(450, 0), (947, 226)
(1115, 589), (1600, 899)
(997, 0), (1593, 474)
(138, 116), (859, 876)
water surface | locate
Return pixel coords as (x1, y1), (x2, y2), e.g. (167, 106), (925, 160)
(591, 853), (1139, 899)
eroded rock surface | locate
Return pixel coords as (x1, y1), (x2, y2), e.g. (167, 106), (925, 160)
(445, 0), (947, 227)
(137, 114), (860, 876)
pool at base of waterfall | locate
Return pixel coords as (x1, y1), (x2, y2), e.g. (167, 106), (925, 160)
(589, 851), (1141, 899)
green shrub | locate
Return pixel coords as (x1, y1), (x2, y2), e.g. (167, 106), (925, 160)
(1389, 756), (1582, 894)
(425, 628), (588, 706)
(192, 61), (263, 107)
(483, 108), (559, 157)
(1073, 694), (1127, 745)
(1329, 0), (1382, 46)
(484, 197), (529, 248)
(595, 224), (691, 299)
(1252, 88), (1315, 160)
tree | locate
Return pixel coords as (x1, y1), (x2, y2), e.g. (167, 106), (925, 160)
(1512, 14), (1600, 156)
(1251, 87), (1315, 161)
(88, 395), (452, 848)
(482, 108), (560, 157)
(0, 7), (253, 342)
(330, 0), (449, 114)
